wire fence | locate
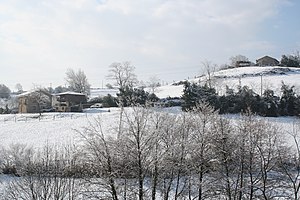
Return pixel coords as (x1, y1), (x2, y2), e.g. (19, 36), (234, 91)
(0, 113), (89, 123)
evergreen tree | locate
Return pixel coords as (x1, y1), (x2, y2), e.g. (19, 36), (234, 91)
(102, 94), (118, 107)
(279, 82), (298, 116)
(117, 86), (158, 106)
(181, 82), (218, 111)
(219, 86), (237, 114)
(260, 89), (279, 117)
(281, 54), (300, 67)
(236, 86), (261, 114)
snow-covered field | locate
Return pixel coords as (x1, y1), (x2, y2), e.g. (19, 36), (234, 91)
(0, 107), (298, 149)
(0, 108), (120, 149)
(0, 107), (299, 199)
(155, 66), (300, 98)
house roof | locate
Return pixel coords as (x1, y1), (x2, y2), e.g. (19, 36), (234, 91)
(256, 55), (279, 62)
(18, 89), (52, 97)
(54, 91), (87, 96)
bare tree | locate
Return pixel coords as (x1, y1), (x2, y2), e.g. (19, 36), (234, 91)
(234, 112), (279, 199)
(147, 112), (170, 200)
(211, 116), (237, 200)
(189, 102), (218, 200)
(156, 113), (179, 200)
(173, 113), (193, 200)
(78, 117), (119, 200)
(201, 61), (217, 89)
(106, 61), (137, 90)
(106, 61), (138, 138)
(147, 76), (161, 94)
(15, 83), (23, 93)
(278, 122), (300, 200)
(65, 68), (91, 95)
(122, 107), (154, 200)
(5, 144), (82, 200)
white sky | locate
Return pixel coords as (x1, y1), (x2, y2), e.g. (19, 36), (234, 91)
(1, 0), (300, 90)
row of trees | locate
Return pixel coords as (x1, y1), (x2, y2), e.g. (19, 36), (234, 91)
(182, 81), (300, 117)
(1, 104), (300, 199)
(281, 51), (300, 67)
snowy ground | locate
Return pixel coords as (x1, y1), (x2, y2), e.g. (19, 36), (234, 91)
(0, 107), (298, 149)
(0, 108), (120, 149)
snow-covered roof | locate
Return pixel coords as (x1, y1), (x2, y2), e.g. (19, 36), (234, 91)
(17, 89), (51, 97)
(256, 55), (278, 61)
(54, 91), (87, 96)
(17, 91), (32, 97)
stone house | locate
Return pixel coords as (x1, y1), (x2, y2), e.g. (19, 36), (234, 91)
(256, 56), (279, 66)
(18, 89), (52, 113)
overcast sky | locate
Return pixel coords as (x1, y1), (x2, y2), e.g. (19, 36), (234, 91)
(1, 0), (300, 91)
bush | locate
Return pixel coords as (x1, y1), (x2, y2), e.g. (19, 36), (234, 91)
(88, 94), (118, 107)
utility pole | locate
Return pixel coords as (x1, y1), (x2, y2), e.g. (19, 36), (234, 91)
(260, 73), (263, 96)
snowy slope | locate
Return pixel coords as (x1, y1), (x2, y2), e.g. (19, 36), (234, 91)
(155, 66), (300, 98)
(89, 88), (118, 99)
(153, 84), (185, 99)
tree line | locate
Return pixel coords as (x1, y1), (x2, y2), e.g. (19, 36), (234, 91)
(182, 81), (300, 117)
(1, 104), (300, 199)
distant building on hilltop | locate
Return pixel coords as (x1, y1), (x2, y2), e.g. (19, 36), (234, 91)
(256, 56), (279, 66)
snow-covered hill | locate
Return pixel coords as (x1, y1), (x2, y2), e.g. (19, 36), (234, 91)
(154, 66), (300, 98)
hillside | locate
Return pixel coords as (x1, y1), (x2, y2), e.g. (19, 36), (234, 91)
(154, 66), (300, 98)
